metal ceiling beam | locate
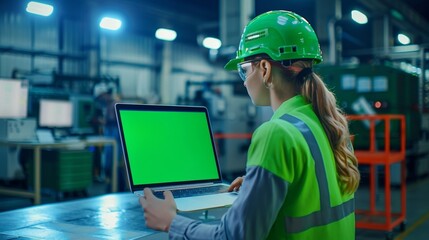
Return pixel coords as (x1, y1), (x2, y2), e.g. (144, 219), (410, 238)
(345, 44), (429, 60)
(358, 0), (429, 42)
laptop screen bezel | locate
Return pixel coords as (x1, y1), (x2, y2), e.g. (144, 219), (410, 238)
(115, 103), (224, 191)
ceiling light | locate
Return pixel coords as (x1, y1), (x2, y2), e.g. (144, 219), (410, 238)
(397, 34), (410, 45)
(99, 17), (122, 31)
(26, 1), (54, 16)
(155, 28), (177, 41)
(351, 10), (368, 24)
(202, 37), (221, 50)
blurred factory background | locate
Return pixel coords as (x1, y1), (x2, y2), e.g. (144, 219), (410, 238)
(0, 0), (428, 239)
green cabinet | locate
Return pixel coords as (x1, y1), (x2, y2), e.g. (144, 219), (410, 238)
(315, 64), (420, 150)
(28, 149), (93, 192)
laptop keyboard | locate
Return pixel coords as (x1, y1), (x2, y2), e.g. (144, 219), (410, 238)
(153, 185), (229, 198)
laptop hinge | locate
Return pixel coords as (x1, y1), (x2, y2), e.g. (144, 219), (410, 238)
(152, 182), (218, 191)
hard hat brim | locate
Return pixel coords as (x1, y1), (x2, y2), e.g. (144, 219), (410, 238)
(224, 58), (242, 71)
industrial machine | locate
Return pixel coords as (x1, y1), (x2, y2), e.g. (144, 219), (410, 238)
(0, 118), (37, 180)
(315, 64), (428, 181)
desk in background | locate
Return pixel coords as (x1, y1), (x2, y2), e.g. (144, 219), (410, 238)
(0, 192), (227, 239)
(0, 137), (118, 204)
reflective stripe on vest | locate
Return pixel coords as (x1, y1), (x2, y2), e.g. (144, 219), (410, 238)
(281, 114), (354, 233)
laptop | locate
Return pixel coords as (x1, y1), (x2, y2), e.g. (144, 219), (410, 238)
(115, 103), (238, 212)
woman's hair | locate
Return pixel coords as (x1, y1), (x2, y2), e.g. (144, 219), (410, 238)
(277, 60), (360, 194)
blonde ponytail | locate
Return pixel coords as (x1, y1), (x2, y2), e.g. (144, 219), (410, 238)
(292, 61), (360, 194)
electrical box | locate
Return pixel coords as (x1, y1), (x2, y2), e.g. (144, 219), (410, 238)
(0, 118), (37, 141)
(0, 118), (36, 179)
(0, 146), (22, 180)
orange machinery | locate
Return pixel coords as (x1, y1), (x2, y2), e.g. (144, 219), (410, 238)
(348, 114), (406, 239)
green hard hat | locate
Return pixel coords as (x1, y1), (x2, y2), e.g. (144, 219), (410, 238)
(224, 10), (323, 70)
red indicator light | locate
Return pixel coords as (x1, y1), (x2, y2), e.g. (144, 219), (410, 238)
(374, 101), (382, 109)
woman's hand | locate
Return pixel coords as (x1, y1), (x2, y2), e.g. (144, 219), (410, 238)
(139, 188), (177, 232)
(228, 176), (244, 192)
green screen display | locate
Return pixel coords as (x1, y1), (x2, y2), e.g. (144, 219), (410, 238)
(119, 110), (220, 185)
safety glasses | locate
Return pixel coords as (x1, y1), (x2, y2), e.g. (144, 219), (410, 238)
(237, 58), (294, 81)
(237, 60), (261, 81)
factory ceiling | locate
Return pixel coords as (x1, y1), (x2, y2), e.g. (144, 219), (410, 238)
(3, 0), (428, 57)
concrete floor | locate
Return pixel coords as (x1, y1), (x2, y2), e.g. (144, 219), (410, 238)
(0, 176), (428, 239)
(356, 176), (429, 240)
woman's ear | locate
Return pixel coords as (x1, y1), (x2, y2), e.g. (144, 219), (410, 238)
(260, 60), (272, 83)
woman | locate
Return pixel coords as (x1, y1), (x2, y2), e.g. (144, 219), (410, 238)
(140, 10), (360, 239)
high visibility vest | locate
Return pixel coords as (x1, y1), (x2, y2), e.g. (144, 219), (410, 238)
(247, 95), (355, 239)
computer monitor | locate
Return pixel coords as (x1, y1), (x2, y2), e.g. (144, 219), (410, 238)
(0, 78), (28, 118)
(38, 99), (73, 128)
